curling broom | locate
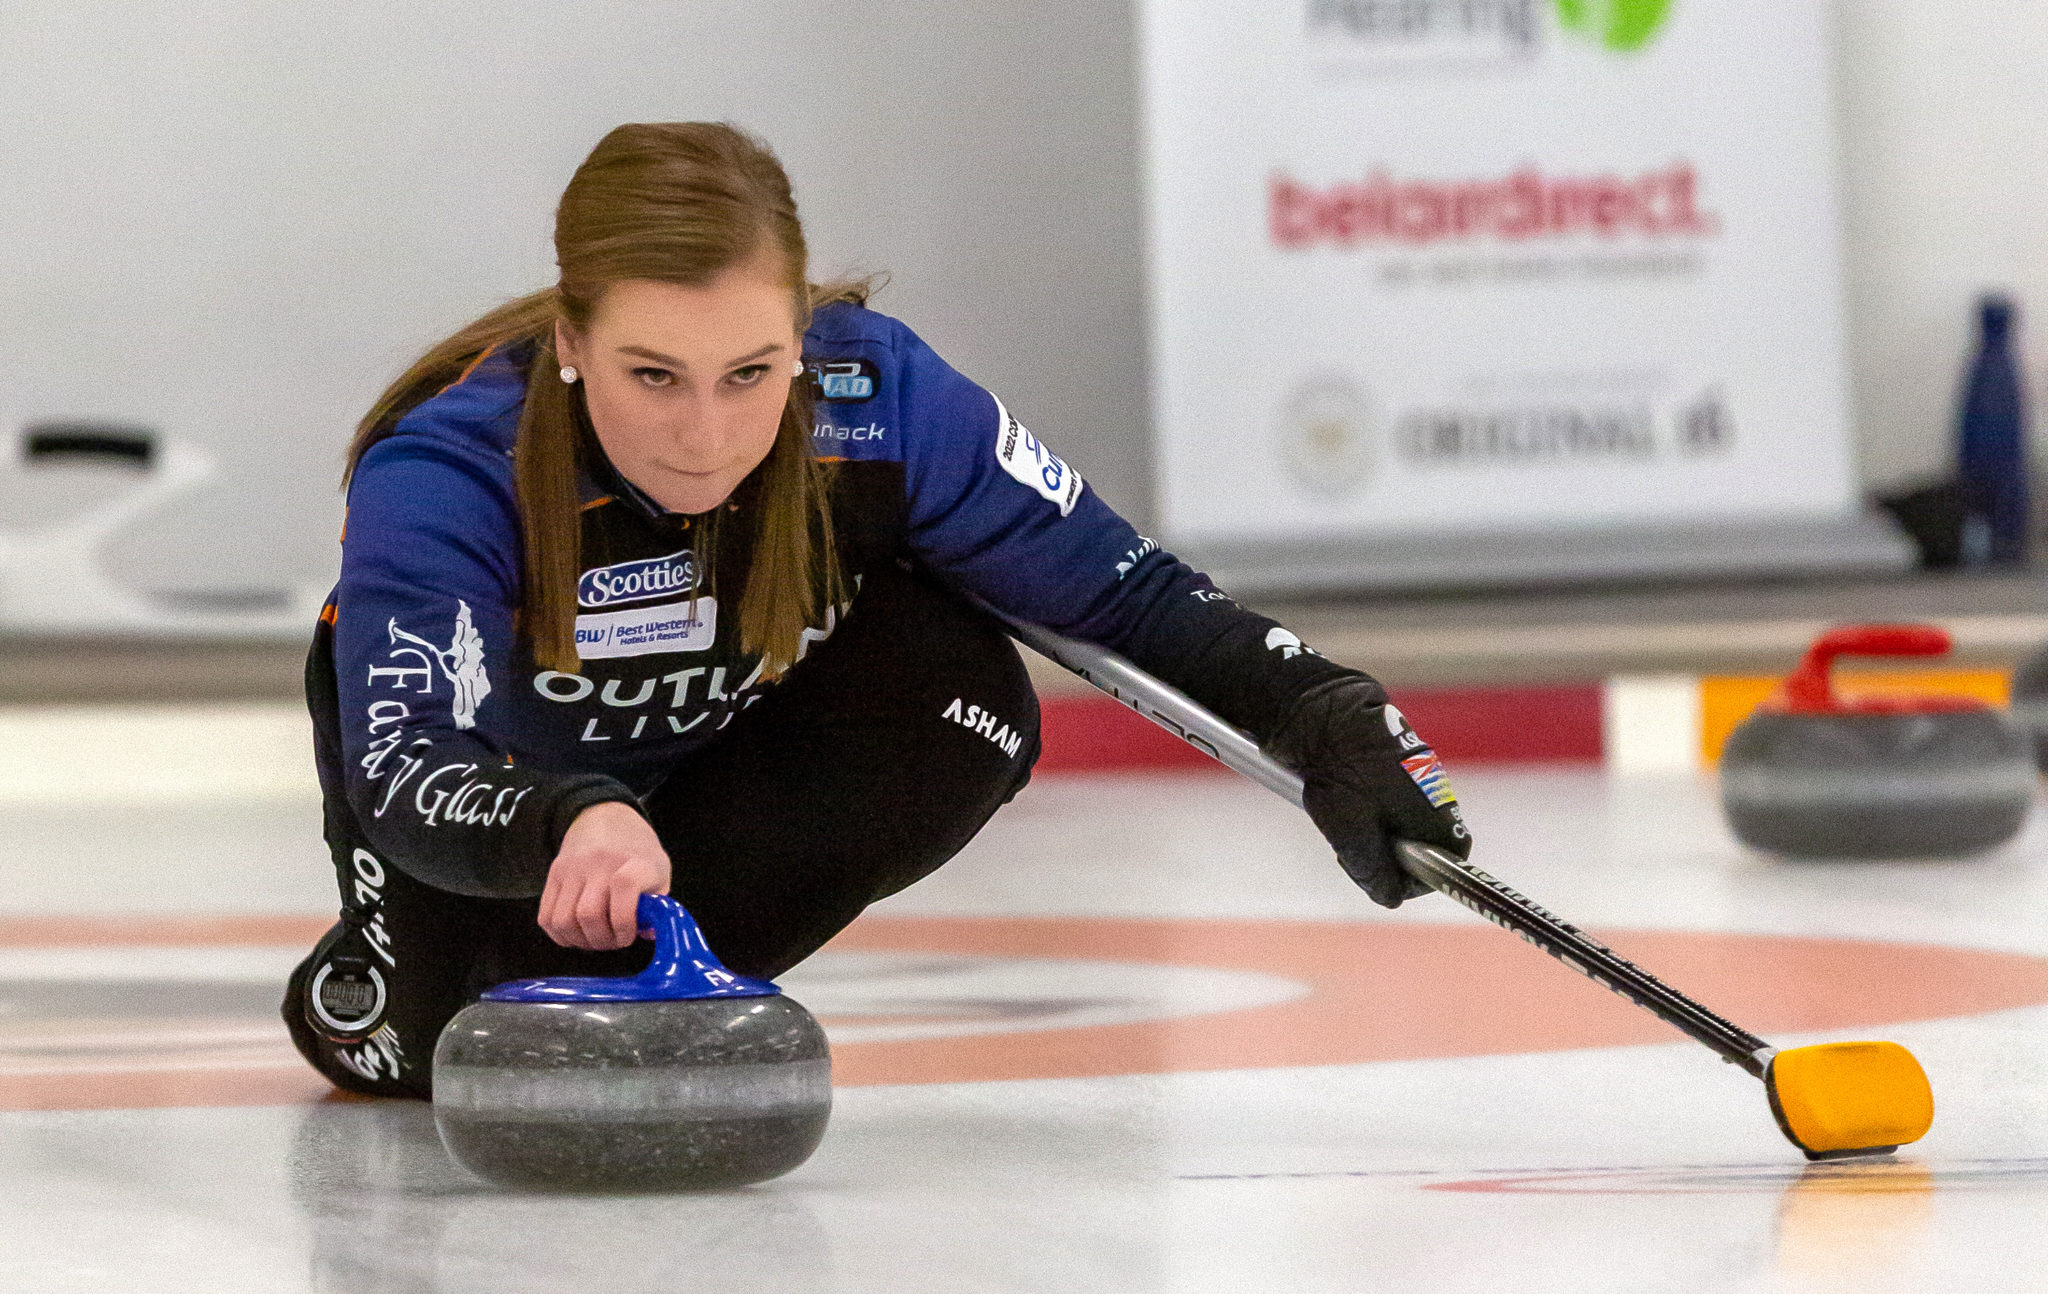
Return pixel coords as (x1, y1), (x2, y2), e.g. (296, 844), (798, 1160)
(1002, 614), (1934, 1160)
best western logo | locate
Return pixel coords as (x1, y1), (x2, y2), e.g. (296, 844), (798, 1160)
(1270, 162), (1717, 249)
(577, 549), (700, 609)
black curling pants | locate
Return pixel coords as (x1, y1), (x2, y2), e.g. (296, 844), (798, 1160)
(282, 564), (1040, 1098)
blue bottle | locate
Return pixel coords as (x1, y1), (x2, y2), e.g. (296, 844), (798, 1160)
(1956, 294), (2030, 566)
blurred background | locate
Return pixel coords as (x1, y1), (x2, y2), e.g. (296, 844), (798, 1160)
(0, 0), (2043, 714)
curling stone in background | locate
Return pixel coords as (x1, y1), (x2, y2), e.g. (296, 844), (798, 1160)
(1719, 624), (2033, 859)
(2008, 643), (2048, 773)
(433, 894), (831, 1191)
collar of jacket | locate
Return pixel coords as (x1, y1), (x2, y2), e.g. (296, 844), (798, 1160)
(578, 427), (689, 526)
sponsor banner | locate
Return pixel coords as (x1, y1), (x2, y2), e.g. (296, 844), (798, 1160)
(1139, 0), (1858, 549)
(574, 597), (717, 660)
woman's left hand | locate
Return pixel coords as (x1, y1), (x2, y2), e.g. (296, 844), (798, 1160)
(1267, 676), (1472, 908)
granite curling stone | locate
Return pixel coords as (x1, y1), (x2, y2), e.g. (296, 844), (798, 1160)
(1720, 624), (2033, 859)
(432, 894), (831, 1191)
(2008, 641), (2048, 773)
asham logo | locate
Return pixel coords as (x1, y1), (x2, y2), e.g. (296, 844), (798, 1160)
(578, 549), (700, 609)
(941, 697), (1026, 759)
(1280, 374), (1375, 498)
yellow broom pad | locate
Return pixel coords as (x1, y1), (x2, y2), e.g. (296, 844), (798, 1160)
(1767, 1041), (1934, 1155)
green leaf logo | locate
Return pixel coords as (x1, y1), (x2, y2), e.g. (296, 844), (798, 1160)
(1555, 0), (1672, 53)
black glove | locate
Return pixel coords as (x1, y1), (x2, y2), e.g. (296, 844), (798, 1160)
(1266, 676), (1473, 908)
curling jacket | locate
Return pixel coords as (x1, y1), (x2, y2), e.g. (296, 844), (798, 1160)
(318, 302), (1355, 897)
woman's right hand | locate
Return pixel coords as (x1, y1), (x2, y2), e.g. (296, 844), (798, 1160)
(538, 801), (672, 950)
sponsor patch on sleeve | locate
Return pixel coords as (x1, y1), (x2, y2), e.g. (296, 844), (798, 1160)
(992, 396), (1082, 516)
(1401, 751), (1458, 809)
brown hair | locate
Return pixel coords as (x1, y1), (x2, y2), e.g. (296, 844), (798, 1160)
(347, 122), (867, 675)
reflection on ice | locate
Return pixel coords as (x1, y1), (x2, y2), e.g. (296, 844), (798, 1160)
(288, 1100), (834, 1294)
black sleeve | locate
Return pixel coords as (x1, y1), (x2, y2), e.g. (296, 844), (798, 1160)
(1089, 551), (1369, 748)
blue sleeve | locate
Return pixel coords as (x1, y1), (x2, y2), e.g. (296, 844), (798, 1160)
(893, 324), (1164, 637)
(334, 434), (634, 897)
(890, 323), (1357, 742)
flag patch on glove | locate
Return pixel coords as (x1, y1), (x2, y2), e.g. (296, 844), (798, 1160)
(1401, 752), (1457, 809)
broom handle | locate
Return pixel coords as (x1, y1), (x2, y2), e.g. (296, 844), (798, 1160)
(1000, 613), (1776, 1077)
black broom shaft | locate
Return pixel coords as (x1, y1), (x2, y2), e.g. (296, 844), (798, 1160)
(1390, 841), (1772, 1072)
(1000, 614), (1774, 1077)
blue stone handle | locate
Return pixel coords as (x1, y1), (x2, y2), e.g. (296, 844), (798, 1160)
(480, 893), (780, 1003)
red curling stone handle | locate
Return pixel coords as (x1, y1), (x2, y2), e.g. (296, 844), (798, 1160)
(1781, 623), (1952, 713)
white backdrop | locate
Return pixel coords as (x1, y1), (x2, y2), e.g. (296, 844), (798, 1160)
(1141, 0), (1871, 560)
(0, 1), (1147, 624)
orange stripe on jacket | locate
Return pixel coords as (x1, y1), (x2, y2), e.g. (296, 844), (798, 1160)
(438, 345), (498, 396)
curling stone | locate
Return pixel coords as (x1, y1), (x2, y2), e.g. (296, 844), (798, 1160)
(432, 894), (831, 1191)
(2008, 642), (2048, 772)
(1719, 624), (2033, 858)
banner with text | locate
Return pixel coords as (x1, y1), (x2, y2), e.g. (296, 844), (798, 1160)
(1140, 0), (1858, 554)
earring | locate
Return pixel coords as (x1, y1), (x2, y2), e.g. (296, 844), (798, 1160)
(792, 359), (806, 378)
(559, 366), (579, 384)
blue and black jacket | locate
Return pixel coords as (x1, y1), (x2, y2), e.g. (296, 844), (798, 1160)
(315, 302), (1352, 897)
